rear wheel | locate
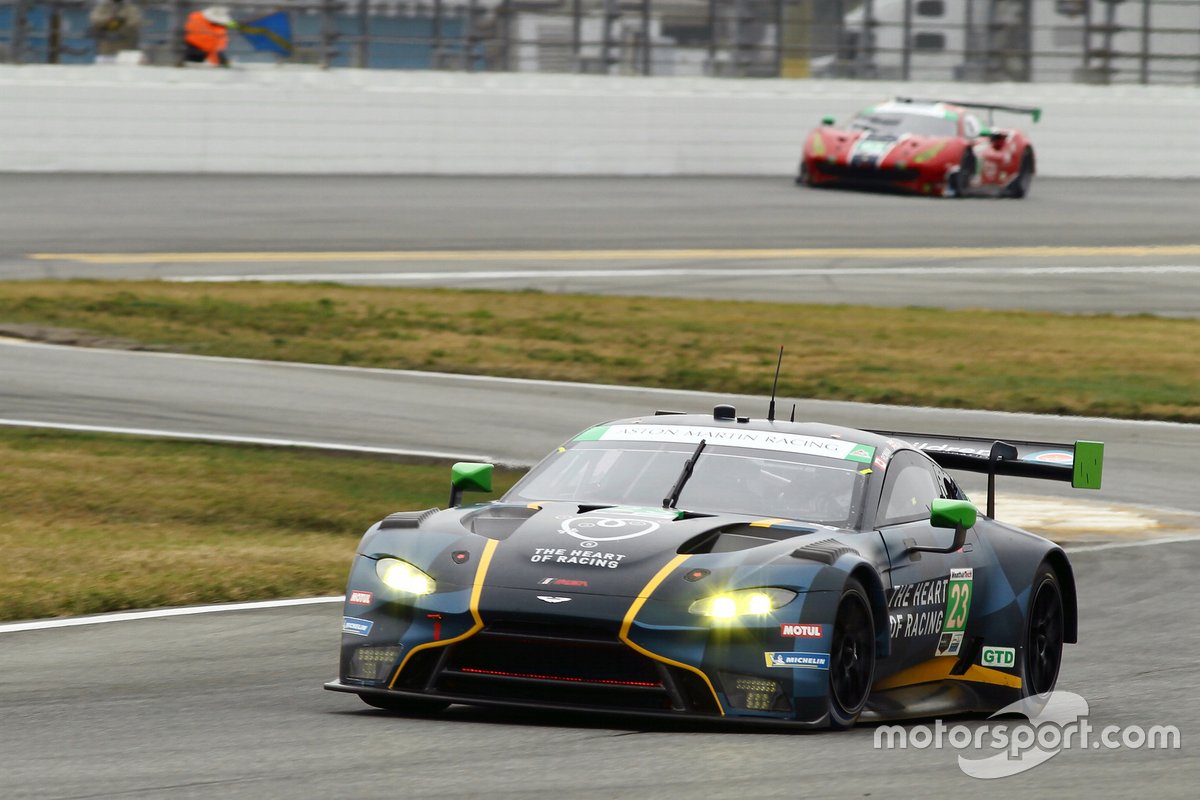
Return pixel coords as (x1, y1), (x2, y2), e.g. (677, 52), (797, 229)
(1023, 561), (1064, 696)
(360, 694), (450, 714)
(828, 578), (876, 728)
(1007, 150), (1034, 198)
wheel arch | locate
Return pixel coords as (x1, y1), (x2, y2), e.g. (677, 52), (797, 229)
(847, 563), (892, 658)
(1043, 548), (1078, 643)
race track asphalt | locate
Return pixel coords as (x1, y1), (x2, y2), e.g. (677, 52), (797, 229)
(2, 175), (1199, 315)
(1, 176), (1197, 799)
(1, 539), (1196, 800)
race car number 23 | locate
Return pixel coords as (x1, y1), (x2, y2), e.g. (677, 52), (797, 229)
(943, 572), (973, 633)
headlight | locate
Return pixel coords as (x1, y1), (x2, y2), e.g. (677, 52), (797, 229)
(688, 588), (798, 619)
(375, 558), (435, 596)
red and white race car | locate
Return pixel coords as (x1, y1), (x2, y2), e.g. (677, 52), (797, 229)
(797, 97), (1039, 198)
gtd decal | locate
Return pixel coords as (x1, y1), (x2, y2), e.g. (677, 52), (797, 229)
(780, 623), (824, 638)
(982, 645), (1016, 668)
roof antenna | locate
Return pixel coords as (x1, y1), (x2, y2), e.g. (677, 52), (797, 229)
(790, 403), (796, 423)
(767, 346), (784, 422)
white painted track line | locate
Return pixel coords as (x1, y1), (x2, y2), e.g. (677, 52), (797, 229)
(168, 264), (1200, 283)
(0, 418), (496, 463)
(0, 596), (344, 635)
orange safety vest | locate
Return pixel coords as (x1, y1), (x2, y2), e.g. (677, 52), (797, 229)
(185, 11), (229, 64)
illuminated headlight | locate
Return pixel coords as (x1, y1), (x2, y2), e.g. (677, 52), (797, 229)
(688, 588), (797, 619)
(375, 558), (435, 596)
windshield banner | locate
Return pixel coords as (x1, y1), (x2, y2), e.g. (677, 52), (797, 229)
(575, 425), (875, 464)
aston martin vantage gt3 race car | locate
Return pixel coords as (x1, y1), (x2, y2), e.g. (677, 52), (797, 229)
(326, 406), (1103, 728)
(797, 97), (1040, 198)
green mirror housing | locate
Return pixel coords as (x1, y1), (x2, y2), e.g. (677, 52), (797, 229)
(930, 498), (977, 531)
(449, 462), (494, 506)
(821, 115), (835, 126)
(979, 126), (994, 137)
(909, 499), (977, 555)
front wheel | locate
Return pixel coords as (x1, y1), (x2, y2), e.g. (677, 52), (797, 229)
(828, 577), (876, 728)
(796, 160), (814, 187)
(1023, 561), (1064, 696)
(944, 150), (975, 198)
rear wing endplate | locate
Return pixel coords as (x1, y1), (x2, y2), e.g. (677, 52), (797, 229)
(869, 431), (1104, 517)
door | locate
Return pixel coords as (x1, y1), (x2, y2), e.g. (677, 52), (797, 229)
(873, 451), (977, 679)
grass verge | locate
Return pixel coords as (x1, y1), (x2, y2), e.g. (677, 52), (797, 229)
(1, 281), (1198, 421)
(0, 427), (520, 622)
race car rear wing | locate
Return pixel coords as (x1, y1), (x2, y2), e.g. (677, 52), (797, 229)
(868, 431), (1103, 518)
(894, 96), (1042, 124)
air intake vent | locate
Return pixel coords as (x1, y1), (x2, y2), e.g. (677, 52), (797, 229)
(379, 508), (439, 529)
(791, 539), (857, 564)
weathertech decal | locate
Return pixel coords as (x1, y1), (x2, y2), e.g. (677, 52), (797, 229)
(348, 590), (373, 605)
(764, 651), (830, 670)
(780, 623), (824, 638)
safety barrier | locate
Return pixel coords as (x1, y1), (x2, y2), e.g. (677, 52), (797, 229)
(2, 65), (1197, 176)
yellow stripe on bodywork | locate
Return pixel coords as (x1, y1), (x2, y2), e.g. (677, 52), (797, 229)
(388, 538), (499, 688)
(619, 554), (724, 715)
(873, 657), (1022, 691)
(750, 518), (790, 528)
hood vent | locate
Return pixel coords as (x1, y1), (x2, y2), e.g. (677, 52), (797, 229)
(678, 523), (817, 555)
(462, 504), (540, 540)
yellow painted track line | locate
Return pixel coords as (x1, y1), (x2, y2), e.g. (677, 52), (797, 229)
(27, 244), (1200, 265)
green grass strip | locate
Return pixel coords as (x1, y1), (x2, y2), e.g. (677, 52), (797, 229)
(2, 280), (1197, 421)
(0, 427), (520, 621)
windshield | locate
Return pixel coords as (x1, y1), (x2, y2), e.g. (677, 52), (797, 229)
(852, 112), (956, 138)
(505, 441), (869, 528)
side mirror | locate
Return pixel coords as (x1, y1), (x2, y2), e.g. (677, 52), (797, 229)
(821, 115), (835, 126)
(910, 499), (977, 554)
(449, 462), (494, 507)
(978, 126), (993, 137)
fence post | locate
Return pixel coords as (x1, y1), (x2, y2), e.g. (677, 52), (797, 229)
(319, 0), (336, 69)
(10, 0), (29, 63)
(1139, 0), (1150, 85)
(354, 0), (368, 68)
(901, 0), (911, 80)
(641, 0), (650, 75)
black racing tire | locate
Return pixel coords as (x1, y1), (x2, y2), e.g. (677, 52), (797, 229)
(796, 160), (814, 187)
(360, 694), (450, 714)
(828, 577), (876, 729)
(1006, 150), (1034, 199)
(945, 150), (975, 198)
(1023, 560), (1064, 696)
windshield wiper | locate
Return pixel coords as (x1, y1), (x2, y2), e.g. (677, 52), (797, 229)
(663, 439), (706, 509)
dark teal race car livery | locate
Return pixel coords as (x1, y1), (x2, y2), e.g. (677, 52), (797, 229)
(325, 406), (1103, 728)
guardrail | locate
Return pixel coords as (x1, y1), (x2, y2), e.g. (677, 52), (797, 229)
(1, 0), (1198, 83)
